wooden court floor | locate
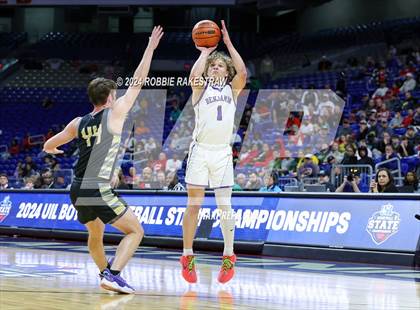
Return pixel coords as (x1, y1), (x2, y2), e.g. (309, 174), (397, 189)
(0, 238), (419, 309)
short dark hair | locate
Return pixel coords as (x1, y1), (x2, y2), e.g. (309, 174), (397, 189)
(87, 78), (117, 106)
(0, 173), (8, 178)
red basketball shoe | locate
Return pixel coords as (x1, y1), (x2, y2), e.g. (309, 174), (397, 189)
(180, 255), (197, 283)
(218, 254), (236, 284)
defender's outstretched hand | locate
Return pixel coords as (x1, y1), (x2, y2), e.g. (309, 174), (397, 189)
(148, 26), (164, 50)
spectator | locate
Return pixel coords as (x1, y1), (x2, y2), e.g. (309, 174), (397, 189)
(398, 136), (415, 157)
(377, 119), (393, 139)
(413, 106), (420, 126)
(0, 173), (11, 190)
(138, 167), (158, 189)
(341, 144), (358, 165)
(401, 92), (417, 110)
(403, 171), (418, 192)
(144, 137), (157, 154)
(254, 143), (274, 167)
(21, 155), (37, 178)
(152, 152), (167, 173)
(135, 120), (150, 136)
(166, 154), (182, 173)
(277, 150), (297, 176)
(298, 154), (319, 179)
(245, 172), (263, 190)
(284, 113), (301, 135)
(9, 139), (20, 156)
(22, 176), (36, 190)
(124, 166), (139, 186)
(372, 82), (389, 98)
(357, 119), (369, 140)
(370, 168), (399, 193)
(259, 172), (281, 192)
(336, 171), (361, 193)
(376, 131), (391, 153)
(389, 110), (404, 129)
(381, 144), (398, 170)
(169, 101), (182, 123)
(164, 171), (185, 191)
(38, 169), (55, 189)
(318, 170), (336, 192)
(337, 119), (352, 137)
(156, 171), (166, 189)
(233, 173), (247, 191)
(357, 146), (375, 168)
(402, 109), (414, 127)
(405, 126), (417, 145)
(399, 73), (416, 93)
(300, 115), (314, 137)
(327, 142), (344, 163)
(377, 102), (390, 120)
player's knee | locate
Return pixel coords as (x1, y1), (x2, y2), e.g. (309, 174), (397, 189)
(186, 204), (201, 215)
(214, 188), (232, 207)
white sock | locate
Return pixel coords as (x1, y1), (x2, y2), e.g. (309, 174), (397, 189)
(215, 188), (235, 257)
(183, 248), (194, 256)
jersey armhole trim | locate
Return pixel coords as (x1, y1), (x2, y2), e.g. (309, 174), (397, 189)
(192, 82), (208, 107)
(227, 83), (237, 107)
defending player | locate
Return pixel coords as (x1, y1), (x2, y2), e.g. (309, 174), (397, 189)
(43, 26), (163, 293)
(181, 20), (247, 283)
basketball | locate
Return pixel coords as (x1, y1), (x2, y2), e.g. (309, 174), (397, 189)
(192, 20), (221, 47)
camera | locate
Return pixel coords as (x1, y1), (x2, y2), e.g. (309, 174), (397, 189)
(347, 174), (354, 182)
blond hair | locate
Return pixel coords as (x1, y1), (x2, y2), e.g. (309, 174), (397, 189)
(204, 51), (236, 83)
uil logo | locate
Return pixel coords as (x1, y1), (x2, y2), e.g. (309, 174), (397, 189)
(366, 204), (400, 245)
(0, 195), (12, 223)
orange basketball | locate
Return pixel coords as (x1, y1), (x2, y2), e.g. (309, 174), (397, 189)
(192, 20), (221, 48)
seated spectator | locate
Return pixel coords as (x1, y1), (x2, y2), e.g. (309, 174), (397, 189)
(277, 150), (297, 176)
(298, 154), (319, 179)
(377, 102), (390, 120)
(336, 171), (361, 193)
(401, 92), (417, 110)
(380, 144), (399, 170)
(144, 137), (157, 154)
(357, 120), (369, 140)
(405, 126), (417, 145)
(403, 171), (419, 192)
(22, 176), (36, 190)
(341, 144), (358, 165)
(169, 101), (182, 123)
(370, 168), (399, 193)
(239, 144), (259, 167)
(259, 172), (281, 193)
(399, 73), (416, 93)
(233, 173), (247, 191)
(164, 171), (185, 191)
(9, 139), (20, 156)
(245, 173), (263, 190)
(254, 143), (273, 167)
(138, 167), (158, 189)
(135, 120), (150, 136)
(0, 173), (12, 190)
(398, 136), (415, 157)
(372, 82), (389, 98)
(357, 146), (375, 168)
(21, 155), (37, 178)
(38, 169), (55, 189)
(152, 152), (167, 173)
(377, 119), (393, 139)
(413, 106), (420, 126)
(318, 170), (336, 192)
(376, 131), (392, 153)
(156, 171), (166, 189)
(326, 142), (344, 163)
(402, 109), (415, 127)
(166, 154), (182, 173)
(124, 167), (139, 186)
(337, 119), (352, 137)
(389, 110), (403, 129)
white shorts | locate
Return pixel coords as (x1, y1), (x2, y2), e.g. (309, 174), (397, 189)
(185, 142), (234, 188)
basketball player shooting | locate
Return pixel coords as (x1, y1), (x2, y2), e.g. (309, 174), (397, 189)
(181, 20), (247, 284)
(43, 26), (163, 294)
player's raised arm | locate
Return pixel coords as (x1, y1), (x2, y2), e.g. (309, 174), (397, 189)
(43, 117), (81, 154)
(189, 44), (217, 91)
(112, 26), (163, 117)
(220, 20), (247, 98)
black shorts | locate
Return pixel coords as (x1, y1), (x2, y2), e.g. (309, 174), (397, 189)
(70, 178), (128, 224)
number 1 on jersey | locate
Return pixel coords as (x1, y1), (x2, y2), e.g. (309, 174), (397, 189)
(217, 105), (222, 121)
